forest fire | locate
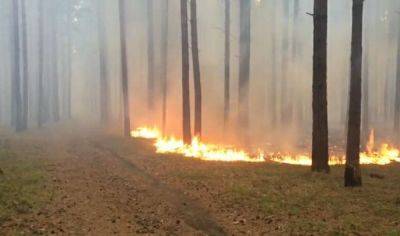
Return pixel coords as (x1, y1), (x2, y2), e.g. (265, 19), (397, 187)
(131, 127), (264, 162)
(131, 127), (400, 165)
(359, 129), (400, 165)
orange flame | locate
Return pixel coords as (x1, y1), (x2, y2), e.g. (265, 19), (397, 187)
(131, 127), (400, 165)
(131, 127), (264, 162)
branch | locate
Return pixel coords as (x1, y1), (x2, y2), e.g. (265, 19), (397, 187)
(306, 12), (314, 17)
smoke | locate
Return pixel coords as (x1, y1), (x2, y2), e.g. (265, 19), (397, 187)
(0, 0), (399, 151)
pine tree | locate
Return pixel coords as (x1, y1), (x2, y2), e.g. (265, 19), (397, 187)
(345, 0), (364, 187)
(311, 0), (330, 173)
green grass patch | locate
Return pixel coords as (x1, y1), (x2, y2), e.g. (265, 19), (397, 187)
(0, 148), (52, 225)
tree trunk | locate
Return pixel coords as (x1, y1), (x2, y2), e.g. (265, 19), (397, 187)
(224, 0), (230, 129)
(161, 0), (169, 135)
(292, 0), (300, 58)
(280, 0), (291, 125)
(238, 0), (251, 139)
(65, 2), (72, 119)
(180, 0), (192, 144)
(11, 0), (23, 132)
(311, 0), (330, 173)
(270, 0), (277, 128)
(97, 0), (109, 124)
(394, 14), (400, 134)
(293, 0), (303, 126)
(21, 0), (28, 131)
(190, 0), (202, 138)
(37, 0), (46, 127)
(345, 0), (364, 187)
(147, 0), (155, 111)
(118, 0), (131, 137)
(362, 31), (370, 145)
(51, 2), (59, 122)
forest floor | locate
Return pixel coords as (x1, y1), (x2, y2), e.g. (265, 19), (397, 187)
(0, 125), (400, 235)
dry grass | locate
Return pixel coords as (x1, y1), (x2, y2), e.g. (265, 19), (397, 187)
(1, 131), (400, 235)
(169, 162), (400, 235)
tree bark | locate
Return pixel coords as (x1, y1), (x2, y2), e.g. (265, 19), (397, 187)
(362, 31), (370, 145)
(238, 0), (251, 139)
(65, 2), (72, 119)
(180, 0), (192, 144)
(311, 0), (330, 173)
(161, 0), (169, 135)
(97, 0), (109, 124)
(345, 0), (364, 187)
(293, 0), (303, 126)
(224, 0), (231, 128)
(394, 14), (400, 134)
(51, 2), (60, 122)
(190, 0), (202, 138)
(147, 0), (155, 111)
(37, 0), (46, 127)
(270, 0), (277, 128)
(280, 0), (291, 125)
(118, 0), (131, 137)
(21, 0), (28, 131)
(11, 0), (23, 132)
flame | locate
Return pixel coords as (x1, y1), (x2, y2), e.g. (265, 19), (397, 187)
(131, 127), (264, 162)
(155, 137), (265, 162)
(131, 127), (400, 165)
(358, 129), (400, 165)
(131, 127), (160, 139)
(269, 154), (345, 166)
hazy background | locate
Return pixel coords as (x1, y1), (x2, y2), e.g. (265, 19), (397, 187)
(0, 0), (399, 152)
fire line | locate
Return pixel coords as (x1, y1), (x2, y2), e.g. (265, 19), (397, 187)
(131, 127), (400, 165)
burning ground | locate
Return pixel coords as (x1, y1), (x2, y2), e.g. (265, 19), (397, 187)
(132, 126), (400, 166)
(1, 126), (400, 235)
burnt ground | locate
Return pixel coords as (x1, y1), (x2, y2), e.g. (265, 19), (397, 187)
(1, 125), (400, 235)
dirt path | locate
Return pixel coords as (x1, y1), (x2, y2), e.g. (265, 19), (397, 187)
(1, 130), (226, 235)
(91, 141), (225, 235)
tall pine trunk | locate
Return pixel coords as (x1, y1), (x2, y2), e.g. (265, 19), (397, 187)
(118, 0), (131, 137)
(238, 0), (251, 139)
(362, 32), (369, 145)
(11, 0), (23, 132)
(51, 2), (59, 122)
(345, 0), (364, 187)
(394, 14), (400, 134)
(224, 0), (230, 128)
(311, 0), (330, 173)
(147, 0), (155, 111)
(21, 0), (28, 130)
(293, 0), (303, 126)
(65, 2), (72, 119)
(190, 0), (202, 138)
(280, 0), (291, 125)
(97, 0), (109, 124)
(37, 0), (46, 127)
(180, 0), (192, 144)
(161, 0), (169, 135)
(270, 0), (277, 128)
